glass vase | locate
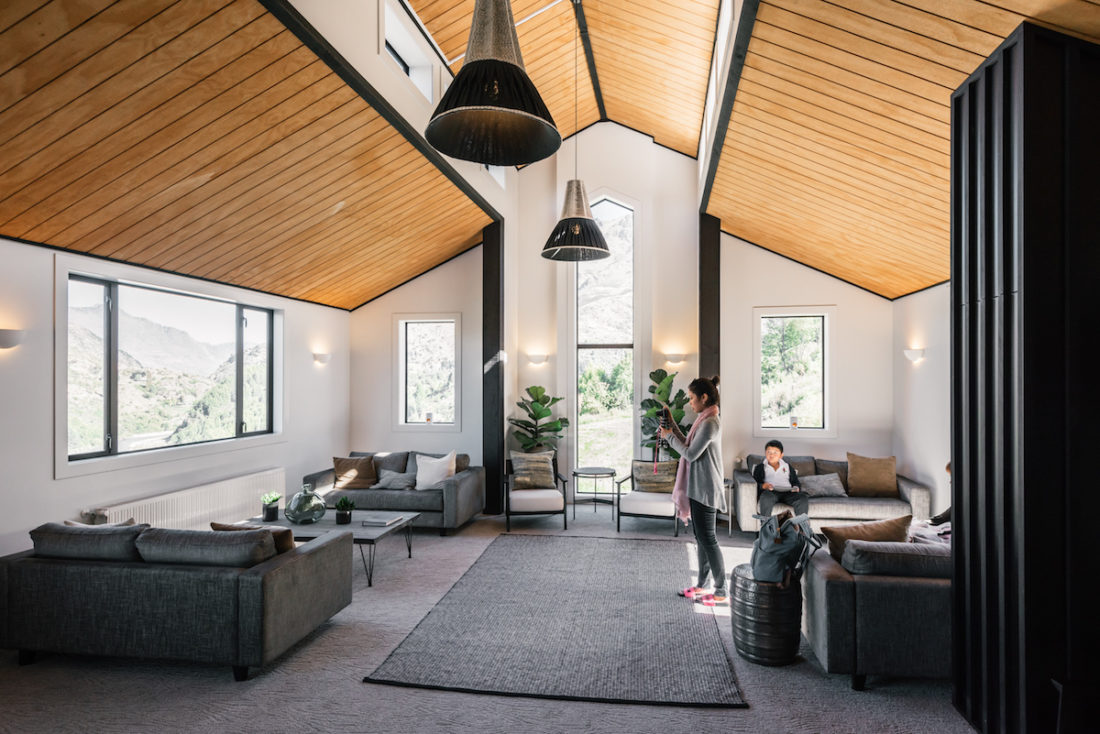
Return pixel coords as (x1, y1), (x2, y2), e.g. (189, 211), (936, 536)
(284, 484), (326, 524)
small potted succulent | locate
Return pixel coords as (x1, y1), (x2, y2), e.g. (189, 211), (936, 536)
(334, 496), (355, 524)
(260, 492), (281, 521)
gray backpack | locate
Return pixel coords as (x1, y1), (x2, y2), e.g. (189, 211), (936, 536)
(750, 512), (820, 587)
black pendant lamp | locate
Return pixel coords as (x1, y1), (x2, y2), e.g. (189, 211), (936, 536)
(425, 0), (561, 166)
(541, 2), (608, 262)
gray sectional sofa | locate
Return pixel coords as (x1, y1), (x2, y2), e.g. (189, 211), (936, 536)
(802, 538), (951, 690)
(0, 523), (352, 680)
(731, 454), (931, 533)
(304, 450), (484, 535)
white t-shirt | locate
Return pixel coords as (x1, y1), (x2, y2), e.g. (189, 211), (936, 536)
(763, 459), (793, 489)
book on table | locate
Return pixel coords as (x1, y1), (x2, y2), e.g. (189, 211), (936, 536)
(362, 515), (403, 527)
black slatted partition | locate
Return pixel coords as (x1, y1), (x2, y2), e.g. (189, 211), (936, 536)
(951, 22), (1099, 734)
(482, 221), (504, 515)
(699, 213), (721, 379)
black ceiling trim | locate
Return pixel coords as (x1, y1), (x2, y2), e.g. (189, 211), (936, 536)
(351, 241), (483, 310)
(0, 233), (351, 311)
(700, 0), (760, 214)
(573, 0), (607, 120)
(890, 278), (950, 300)
(719, 227), (892, 301)
(258, 0), (502, 223)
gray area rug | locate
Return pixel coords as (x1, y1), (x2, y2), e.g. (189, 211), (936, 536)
(365, 534), (746, 707)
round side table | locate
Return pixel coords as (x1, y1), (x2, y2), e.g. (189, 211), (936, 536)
(572, 466), (616, 519)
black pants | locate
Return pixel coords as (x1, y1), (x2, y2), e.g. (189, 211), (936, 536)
(758, 489), (809, 517)
(690, 499), (727, 594)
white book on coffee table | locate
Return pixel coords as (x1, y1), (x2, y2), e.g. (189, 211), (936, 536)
(361, 514), (404, 527)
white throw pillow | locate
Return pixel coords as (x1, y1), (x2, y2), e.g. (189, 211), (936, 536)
(415, 450), (456, 489)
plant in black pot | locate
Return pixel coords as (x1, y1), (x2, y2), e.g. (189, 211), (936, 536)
(334, 496), (355, 524)
(260, 492), (281, 522)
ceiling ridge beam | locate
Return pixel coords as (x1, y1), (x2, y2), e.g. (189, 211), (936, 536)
(572, 0), (607, 120)
(700, 0), (760, 214)
(256, 0), (501, 223)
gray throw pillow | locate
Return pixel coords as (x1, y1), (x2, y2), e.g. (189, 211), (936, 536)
(373, 468), (417, 489)
(841, 539), (951, 578)
(136, 528), (276, 568)
(800, 472), (847, 498)
(30, 522), (150, 561)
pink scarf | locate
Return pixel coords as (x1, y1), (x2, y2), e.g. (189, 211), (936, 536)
(672, 405), (719, 523)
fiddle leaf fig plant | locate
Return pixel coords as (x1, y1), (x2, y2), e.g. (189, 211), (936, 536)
(509, 385), (570, 452)
(640, 369), (691, 460)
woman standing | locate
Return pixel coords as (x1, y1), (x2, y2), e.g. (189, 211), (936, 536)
(660, 375), (727, 606)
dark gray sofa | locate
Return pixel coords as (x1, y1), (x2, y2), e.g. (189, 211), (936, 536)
(732, 454), (931, 532)
(304, 451), (484, 535)
(802, 539), (951, 690)
(0, 526), (352, 680)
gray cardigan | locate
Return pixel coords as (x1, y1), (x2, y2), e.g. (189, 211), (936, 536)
(666, 414), (727, 513)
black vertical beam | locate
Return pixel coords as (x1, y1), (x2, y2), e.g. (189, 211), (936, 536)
(699, 213), (720, 379)
(482, 221), (504, 515)
(951, 22), (1099, 734)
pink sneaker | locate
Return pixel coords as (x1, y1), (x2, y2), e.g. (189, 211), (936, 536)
(697, 593), (729, 607)
(677, 586), (708, 599)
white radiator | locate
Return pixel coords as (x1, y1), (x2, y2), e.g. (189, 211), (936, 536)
(100, 468), (285, 529)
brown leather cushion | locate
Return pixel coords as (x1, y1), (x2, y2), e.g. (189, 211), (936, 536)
(821, 515), (912, 562)
(846, 452), (898, 497)
(211, 522), (295, 554)
(333, 456), (378, 489)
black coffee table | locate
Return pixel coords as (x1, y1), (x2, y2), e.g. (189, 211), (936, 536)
(248, 510), (419, 586)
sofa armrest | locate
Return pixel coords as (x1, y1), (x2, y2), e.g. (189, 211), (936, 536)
(897, 475), (931, 521)
(852, 574), (951, 678)
(303, 468), (335, 493)
(448, 467), (485, 528)
(732, 469), (759, 532)
(238, 530), (352, 667)
(802, 550), (856, 674)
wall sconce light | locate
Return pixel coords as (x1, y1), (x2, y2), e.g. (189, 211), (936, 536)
(903, 348), (925, 363)
(0, 329), (25, 349)
(527, 353), (548, 365)
(312, 352), (331, 365)
(664, 354), (685, 365)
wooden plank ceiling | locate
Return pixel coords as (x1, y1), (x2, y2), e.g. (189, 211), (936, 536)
(410, 0), (720, 156)
(0, 0), (491, 310)
(706, 0), (1100, 299)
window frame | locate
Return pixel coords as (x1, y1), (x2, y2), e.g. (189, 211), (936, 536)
(392, 312), (462, 433)
(54, 254), (285, 479)
(752, 305), (837, 439)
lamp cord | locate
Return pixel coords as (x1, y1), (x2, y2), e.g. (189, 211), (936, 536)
(574, 0), (578, 179)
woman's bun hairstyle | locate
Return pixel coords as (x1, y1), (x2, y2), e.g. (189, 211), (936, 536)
(688, 375), (721, 407)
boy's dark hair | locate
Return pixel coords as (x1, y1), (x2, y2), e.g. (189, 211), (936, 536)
(765, 439), (784, 453)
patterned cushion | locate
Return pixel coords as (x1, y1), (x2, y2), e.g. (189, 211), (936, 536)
(800, 472), (847, 498)
(510, 451), (555, 489)
(632, 459), (676, 492)
(210, 522), (295, 554)
(136, 528), (276, 568)
(374, 468), (416, 489)
(821, 515), (912, 562)
(333, 456), (377, 489)
(846, 452), (898, 497)
(29, 522), (149, 561)
(815, 458), (849, 491)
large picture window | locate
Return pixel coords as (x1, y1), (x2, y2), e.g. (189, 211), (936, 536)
(576, 198), (634, 482)
(753, 306), (835, 436)
(396, 315), (459, 427)
(67, 276), (273, 459)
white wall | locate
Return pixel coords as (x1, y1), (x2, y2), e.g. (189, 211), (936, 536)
(892, 283), (951, 512)
(0, 238), (350, 555)
(513, 122), (699, 473)
(720, 234), (895, 470)
(348, 247), (483, 461)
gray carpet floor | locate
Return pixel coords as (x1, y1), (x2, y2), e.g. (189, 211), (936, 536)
(0, 507), (977, 733)
(367, 534), (744, 706)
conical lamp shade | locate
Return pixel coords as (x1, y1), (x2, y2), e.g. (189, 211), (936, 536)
(542, 179), (609, 261)
(426, 0), (560, 166)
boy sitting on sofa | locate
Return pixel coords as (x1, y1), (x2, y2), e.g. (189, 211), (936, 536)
(754, 439), (809, 517)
